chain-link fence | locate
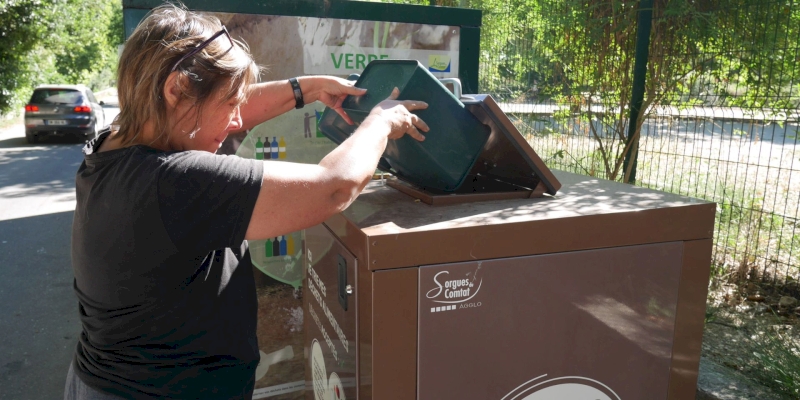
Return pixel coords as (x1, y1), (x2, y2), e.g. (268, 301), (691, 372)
(475, 0), (800, 288)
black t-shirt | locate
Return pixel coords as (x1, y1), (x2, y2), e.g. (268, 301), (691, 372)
(71, 131), (264, 399)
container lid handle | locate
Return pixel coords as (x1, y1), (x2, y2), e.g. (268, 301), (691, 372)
(438, 78), (462, 98)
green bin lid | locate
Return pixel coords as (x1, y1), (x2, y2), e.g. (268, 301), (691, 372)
(318, 60), (491, 192)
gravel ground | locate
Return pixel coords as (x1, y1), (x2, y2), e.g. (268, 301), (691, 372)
(701, 282), (800, 399)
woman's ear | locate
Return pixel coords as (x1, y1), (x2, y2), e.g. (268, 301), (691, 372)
(162, 71), (183, 109)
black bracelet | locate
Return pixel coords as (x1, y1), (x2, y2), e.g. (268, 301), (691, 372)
(288, 77), (304, 109)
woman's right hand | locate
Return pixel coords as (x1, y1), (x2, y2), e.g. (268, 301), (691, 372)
(366, 87), (430, 141)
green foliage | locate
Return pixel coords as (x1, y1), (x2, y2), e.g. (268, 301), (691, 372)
(422, 0), (800, 184)
(0, 0), (123, 115)
(0, 0), (54, 111)
(468, 0), (725, 182)
(750, 322), (800, 398)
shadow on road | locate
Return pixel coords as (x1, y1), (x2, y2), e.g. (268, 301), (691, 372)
(0, 139), (83, 199)
(0, 210), (80, 400)
(0, 135), (85, 149)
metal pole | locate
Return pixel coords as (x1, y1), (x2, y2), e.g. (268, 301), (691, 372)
(623, 0), (653, 184)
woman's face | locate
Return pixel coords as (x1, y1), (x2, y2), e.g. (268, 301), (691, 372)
(169, 88), (244, 153)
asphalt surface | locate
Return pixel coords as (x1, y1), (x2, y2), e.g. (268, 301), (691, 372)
(0, 122), (94, 399)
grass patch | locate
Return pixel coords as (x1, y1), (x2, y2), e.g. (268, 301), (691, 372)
(704, 287), (800, 399)
(750, 322), (800, 398)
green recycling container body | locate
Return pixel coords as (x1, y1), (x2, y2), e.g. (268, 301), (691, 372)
(319, 60), (490, 192)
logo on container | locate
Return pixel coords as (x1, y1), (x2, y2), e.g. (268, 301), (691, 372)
(428, 55), (451, 73)
(425, 266), (483, 312)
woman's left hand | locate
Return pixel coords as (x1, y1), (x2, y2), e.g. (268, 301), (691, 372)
(304, 76), (367, 125)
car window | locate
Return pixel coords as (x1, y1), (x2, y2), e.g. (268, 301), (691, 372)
(30, 89), (84, 105)
(86, 91), (98, 103)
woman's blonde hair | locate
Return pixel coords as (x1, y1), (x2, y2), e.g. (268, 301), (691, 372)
(115, 2), (260, 146)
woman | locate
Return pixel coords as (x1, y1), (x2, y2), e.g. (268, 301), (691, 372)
(66, 4), (428, 399)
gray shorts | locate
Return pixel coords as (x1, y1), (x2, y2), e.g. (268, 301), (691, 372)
(64, 362), (122, 400)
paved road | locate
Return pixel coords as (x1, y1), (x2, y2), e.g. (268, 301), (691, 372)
(0, 123), (85, 399)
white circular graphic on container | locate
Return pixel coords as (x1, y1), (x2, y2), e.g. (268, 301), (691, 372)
(310, 339), (327, 400)
(328, 372), (345, 400)
(503, 375), (620, 400)
(522, 383), (613, 400)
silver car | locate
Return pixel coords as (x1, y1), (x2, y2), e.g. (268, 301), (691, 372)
(24, 85), (106, 143)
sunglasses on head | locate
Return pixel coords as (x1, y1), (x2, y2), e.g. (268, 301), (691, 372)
(170, 26), (234, 72)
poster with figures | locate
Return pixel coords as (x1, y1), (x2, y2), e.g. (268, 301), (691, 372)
(220, 11), (460, 288)
(207, 11), (460, 399)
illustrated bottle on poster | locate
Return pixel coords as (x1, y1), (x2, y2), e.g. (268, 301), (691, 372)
(255, 137), (263, 160)
(265, 136), (271, 160)
(272, 236), (280, 256)
(271, 137), (279, 159)
(278, 136), (286, 159)
(265, 238), (273, 257)
(279, 235), (287, 256)
(315, 110), (324, 137)
(286, 234), (295, 256)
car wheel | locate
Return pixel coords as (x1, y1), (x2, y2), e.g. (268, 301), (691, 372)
(25, 132), (38, 144)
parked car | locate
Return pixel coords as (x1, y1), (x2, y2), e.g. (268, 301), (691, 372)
(24, 85), (106, 143)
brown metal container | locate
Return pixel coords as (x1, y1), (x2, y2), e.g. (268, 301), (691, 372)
(303, 168), (715, 400)
(303, 92), (713, 400)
